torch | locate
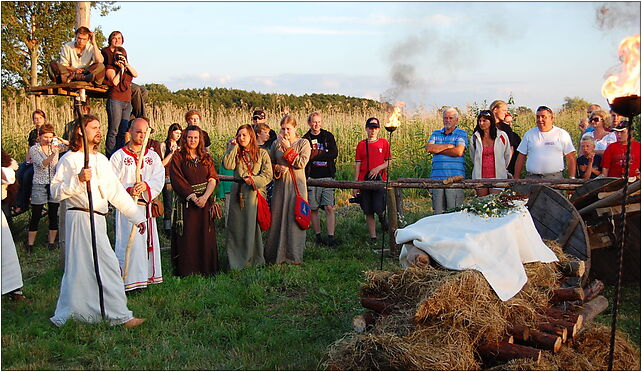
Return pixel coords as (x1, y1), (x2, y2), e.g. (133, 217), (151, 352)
(601, 33), (640, 371)
(378, 104), (402, 270)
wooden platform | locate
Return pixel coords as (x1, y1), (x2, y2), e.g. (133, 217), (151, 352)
(29, 81), (108, 99)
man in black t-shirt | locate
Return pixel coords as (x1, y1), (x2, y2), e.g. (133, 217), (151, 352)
(303, 112), (339, 246)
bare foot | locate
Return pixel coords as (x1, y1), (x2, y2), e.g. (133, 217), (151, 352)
(123, 317), (146, 328)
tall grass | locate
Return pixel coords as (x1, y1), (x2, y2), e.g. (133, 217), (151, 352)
(2, 93), (598, 181)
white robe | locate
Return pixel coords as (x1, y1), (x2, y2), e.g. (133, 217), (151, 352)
(49, 151), (145, 326)
(2, 166), (23, 295)
(110, 148), (165, 291)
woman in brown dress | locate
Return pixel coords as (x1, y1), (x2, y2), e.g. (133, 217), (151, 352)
(169, 125), (219, 277)
(265, 115), (311, 265)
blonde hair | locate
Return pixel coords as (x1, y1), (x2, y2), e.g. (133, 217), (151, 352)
(589, 109), (612, 129)
(280, 114), (298, 128)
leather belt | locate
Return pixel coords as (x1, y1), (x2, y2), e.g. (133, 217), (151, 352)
(68, 207), (108, 216)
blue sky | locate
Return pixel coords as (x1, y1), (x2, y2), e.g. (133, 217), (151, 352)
(93, 2), (640, 111)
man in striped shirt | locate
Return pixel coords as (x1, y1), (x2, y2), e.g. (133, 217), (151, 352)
(426, 107), (469, 214)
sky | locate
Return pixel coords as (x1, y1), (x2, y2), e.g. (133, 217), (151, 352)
(92, 1), (640, 112)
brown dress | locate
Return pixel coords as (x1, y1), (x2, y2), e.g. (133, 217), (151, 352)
(169, 151), (219, 277)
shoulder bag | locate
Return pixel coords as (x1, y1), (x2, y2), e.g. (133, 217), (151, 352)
(242, 153), (271, 231)
(288, 167), (311, 230)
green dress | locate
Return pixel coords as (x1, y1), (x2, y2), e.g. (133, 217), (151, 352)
(223, 146), (273, 270)
(266, 138), (311, 264)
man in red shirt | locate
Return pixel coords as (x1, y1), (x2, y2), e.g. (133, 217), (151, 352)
(602, 121), (641, 178)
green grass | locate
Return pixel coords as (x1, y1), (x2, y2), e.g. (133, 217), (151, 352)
(2, 196), (640, 370)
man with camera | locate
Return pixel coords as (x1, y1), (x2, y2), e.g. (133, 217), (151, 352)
(303, 112), (339, 246)
(425, 107), (468, 214)
(353, 117), (390, 244)
(48, 27), (105, 84)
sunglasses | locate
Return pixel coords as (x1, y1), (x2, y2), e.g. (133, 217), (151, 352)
(252, 116), (263, 121)
(478, 110), (493, 117)
(590, 117), (601, 122)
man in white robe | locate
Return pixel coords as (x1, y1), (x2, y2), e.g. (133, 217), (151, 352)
(110, 118), (165, 291)
(2, 156), (25, 300)
(50, 115), (146, 328)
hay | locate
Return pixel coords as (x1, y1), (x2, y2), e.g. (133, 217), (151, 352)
(573, 324), (641, 371)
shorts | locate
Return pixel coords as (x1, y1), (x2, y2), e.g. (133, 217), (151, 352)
(307, 178), (335, 210)
(31, 183), (54, 205)
(359, 188), (386, 215)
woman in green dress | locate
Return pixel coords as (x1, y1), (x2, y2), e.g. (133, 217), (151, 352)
(223, 124), (273, 270)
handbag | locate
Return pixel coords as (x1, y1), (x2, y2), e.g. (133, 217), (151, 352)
(288, 167), (311, 230)
(191, 182), (223, 220)
(150, 198), (164, 218)
(242, 153), (271, 231)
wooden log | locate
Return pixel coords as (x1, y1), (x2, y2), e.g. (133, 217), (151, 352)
(536, 322), (568, 343)
(360, 297), (395, 315)
(550, 287), (585, 303)
(544, 308), (583, 329)
(547, 318), (579, 340)
(477, 341), (541, 363)
(578, 180), (641, 215)
(598, 190), (640, 199)
(386, 187), (400, 255)
(557, 260), (586, 278)
(527, 329), (563, 353)
(583, 280), (605, 303)
(507, 325), (530, 342)
(352, 311), (379, 333)
(443, 174), (464, 185)
(578, 295), (609, 324)
(595, 202), (641, 217)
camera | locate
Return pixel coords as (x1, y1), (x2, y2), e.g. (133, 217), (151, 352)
(51, 137), (59, 146)
(116, 54), (126, 62)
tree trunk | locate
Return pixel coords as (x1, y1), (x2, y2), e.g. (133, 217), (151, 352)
(507, 325), (530, 342)
(75, 2), (91, 28)
(526, 329), (562, 353)
(536, 322), (568, 343)
(578, 295), (609, 324)
(544, 308), (584, 330)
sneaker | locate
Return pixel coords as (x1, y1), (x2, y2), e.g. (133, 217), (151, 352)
(315, 234), (325, 245)
(326, 236), (340, 247)
(123, 317), (146, 328)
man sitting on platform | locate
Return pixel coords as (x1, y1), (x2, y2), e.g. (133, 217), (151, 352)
(48, 27), (105, 84)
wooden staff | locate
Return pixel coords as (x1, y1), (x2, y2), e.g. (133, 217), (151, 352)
(122, 127), (152, 281)
(75, 97), (105, 320)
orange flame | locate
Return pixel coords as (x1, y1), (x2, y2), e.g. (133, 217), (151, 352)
(385, 102), (405, 129)
(602, 34), (640, 103)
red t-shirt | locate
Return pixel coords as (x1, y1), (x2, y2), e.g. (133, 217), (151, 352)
(602, 141), (641, 177)
(355, 138), (391, 181)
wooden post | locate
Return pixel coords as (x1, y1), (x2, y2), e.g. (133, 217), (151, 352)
(386, 186), (400, 256)
(75, 2), (91, 28)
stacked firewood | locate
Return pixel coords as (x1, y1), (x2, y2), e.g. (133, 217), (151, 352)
(325, 242), (642, 370)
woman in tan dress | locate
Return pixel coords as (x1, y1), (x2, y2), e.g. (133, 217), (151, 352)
(223, 124), (273, 270)
(265, 115), (311, 265)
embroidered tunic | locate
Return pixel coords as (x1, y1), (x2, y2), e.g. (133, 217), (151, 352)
(110, 147), (165, 291)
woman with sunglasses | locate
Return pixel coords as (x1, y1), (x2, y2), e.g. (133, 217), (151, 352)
(469, 111), (511, 197)
(584, 109), (616, 156)
(489, 100), (520, 177)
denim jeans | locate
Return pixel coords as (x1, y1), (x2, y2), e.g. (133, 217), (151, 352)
(430, 188), (464, 215)
(106, 99), (132, 157)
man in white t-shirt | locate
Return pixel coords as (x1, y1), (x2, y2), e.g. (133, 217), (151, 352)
(514, 106), (576, 179)
(48, 27), (105, 84)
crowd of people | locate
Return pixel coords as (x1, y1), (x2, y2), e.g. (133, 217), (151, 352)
(1, 27), (640, 329)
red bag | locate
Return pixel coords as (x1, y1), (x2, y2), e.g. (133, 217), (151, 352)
(289, 167), (310, 230)
(242, 153), (271, 230)
(256, 191), (271, 231)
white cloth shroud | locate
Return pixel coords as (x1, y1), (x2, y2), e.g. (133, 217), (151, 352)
(396, 205), (558, 301)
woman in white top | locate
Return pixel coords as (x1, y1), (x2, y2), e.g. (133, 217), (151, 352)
(26, 124), (67, 253)
(584, 109), (616, 155)
(469, 110), (511, 197)
(158, 123), (182, 233)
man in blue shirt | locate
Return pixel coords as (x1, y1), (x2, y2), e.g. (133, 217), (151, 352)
(426, 107), (468, 214)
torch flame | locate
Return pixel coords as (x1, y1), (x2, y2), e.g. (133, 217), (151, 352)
(385, 102), (404, 129)
(601, 34), (640, 103)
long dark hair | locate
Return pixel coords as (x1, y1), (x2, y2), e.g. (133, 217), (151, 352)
(178, 125), (211, 163)
(69, 115), (100, 152)
(474, 110), (497, 144)
(164, 123), (182, 156)
(235, 124), (259, 164)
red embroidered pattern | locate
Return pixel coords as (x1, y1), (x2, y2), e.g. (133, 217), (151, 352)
(145, 157), (153, 165)
(124, 157), (134, 166)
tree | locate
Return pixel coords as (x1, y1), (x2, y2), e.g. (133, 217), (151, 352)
(1, 1), (118, 89)
(561, 96), (591, 113)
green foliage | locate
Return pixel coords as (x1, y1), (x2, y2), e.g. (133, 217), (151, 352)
(1, 1), (115, 89)
(561, 96), (591, 113)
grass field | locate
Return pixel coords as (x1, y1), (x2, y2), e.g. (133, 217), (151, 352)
(1, 195), (640, 370)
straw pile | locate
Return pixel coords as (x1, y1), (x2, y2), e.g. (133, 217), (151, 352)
(325, 240), (639, 370)
(491, 324), (640, 370)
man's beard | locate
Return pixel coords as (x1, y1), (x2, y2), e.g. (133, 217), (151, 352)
(91, 135), (101, 147)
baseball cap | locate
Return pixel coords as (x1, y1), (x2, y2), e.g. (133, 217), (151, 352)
(612, 120), (630, 131)
(365, 117), (380, 128)
(252, 110), (266, 120)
